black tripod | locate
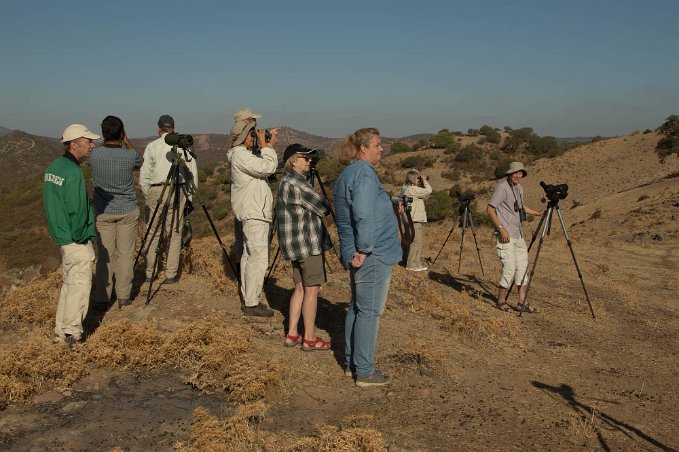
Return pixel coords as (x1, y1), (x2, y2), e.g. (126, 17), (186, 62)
(265, 163), (338, 284)
(430, 194), (484, 275)
(135, 140), (239, 304)
(517, 182), (595, 318)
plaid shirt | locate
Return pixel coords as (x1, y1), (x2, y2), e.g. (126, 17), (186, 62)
(88, 145), (143, 214)
(276, 171), (331, 261)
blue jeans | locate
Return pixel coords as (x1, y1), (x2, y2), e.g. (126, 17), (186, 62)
(345, 256), (393, 377)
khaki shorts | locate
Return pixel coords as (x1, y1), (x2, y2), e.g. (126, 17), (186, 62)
(496, 237), (529, 288)
(292, 254), (326, 287)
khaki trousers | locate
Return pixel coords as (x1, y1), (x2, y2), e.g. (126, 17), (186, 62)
(145, 185), (186, 279)
(94, 207), (139, 302)
(55, 242), (95, 340)
(405, 222), (424, 269)
(240, 219), (270, 307)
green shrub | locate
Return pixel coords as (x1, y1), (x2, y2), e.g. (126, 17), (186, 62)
(656, 114), (679, 162)
(401, 155), (436, 169)
(494, 160), (511, 178)
(317, 157), (342, 183)
(455, 144), (481, 162)
(424, 190), (454, 221)
(431, 131), (457, 149)
(390, 141), (409, 153)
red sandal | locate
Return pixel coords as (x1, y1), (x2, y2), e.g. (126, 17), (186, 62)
(302, 337), (331, 352)
(284, 333), (303, 348)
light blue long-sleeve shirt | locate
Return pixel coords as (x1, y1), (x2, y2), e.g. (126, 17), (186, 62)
(333, 160), (401, 269)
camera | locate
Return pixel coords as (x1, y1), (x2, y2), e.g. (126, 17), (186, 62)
(391, 195), (413, 213)
(417, 175), (429, 188)
(164, 132), (193, 148)
(456, 192), (475, 203)
(540, 181), (569, 203)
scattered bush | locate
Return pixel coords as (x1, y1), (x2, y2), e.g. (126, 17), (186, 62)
(424, 190), (454, 221)
(390, 141), (409, 154)
(455, 144), (481, 162)
(494, 160), (511, 179)
(656, 114), (679, 162)
(401, 155), (436, 169)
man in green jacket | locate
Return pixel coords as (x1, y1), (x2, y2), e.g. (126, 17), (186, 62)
(44, 124), (100, 346)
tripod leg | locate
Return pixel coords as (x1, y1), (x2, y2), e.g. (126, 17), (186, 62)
(466, 210), (485, 276)
(430, 215), (460, 269)
(458, 209), (468, 273)
(554, 206), (596, 319)
(181, 176), (241, 285)
(519, 207), (553, 317)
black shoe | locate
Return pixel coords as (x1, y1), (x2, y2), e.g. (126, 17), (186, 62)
(242, 303), (274, 317)
(118, 298), (132, 308)
(164, 277), (178, 284)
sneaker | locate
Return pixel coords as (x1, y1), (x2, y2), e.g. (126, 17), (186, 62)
(52, 333), (65, 344)
(406, 266), (427, 272)
(242, 303), (274, 317)
(64, 334), (81, 348)
(118, 298), (132, 308)
(356, 370), (392, 387)
(344, 365), (355, 377)
(164, 277), (178, 284)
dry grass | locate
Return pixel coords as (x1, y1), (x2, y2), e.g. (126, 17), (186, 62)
(162, 317), (285, 404)
(414, 285), (521, 345)
(188, 237), (238, 294)
(0, 337), (87, 403)
(568, 407), (599, 440)
(176, 403), (271, 451)
(385, 338), (446, 374)
(83, 319), (166, 370)
(82, 316), (284, 404)
(177, 407), (387, 452)
(0, 270), (61, 327)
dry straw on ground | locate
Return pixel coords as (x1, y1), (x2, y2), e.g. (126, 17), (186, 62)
(83, 316), (285, 404)
(0, 270), (61, 327)
(0, 337), (87, 403)
(178, 407), (387, 452)
(188, 237), (238, 294)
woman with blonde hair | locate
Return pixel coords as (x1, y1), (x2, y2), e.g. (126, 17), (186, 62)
(333, 128), (401, 387)
(400, 169), (432, 271)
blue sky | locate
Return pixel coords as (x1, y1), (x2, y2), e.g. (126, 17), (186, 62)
(1, 0), (677, 139)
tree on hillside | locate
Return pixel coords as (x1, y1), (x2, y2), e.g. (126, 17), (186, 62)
(656, 114), (679, 162)
(390, 141), (409, 154)
(431, 130), (457, 150)
(479, 125), (494, 135)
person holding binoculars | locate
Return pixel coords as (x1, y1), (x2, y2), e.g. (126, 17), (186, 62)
(400, 169), (432, 271)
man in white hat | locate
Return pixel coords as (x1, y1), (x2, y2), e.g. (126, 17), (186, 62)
(226, 110), (279, 317)
(486, 161), (544, 313)
(44, 124), (101, 346)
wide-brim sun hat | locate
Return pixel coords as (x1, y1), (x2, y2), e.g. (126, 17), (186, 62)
(230, 120), (256, 147)
(505, 161), (527, 177)
(233, 108), (262, 122)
